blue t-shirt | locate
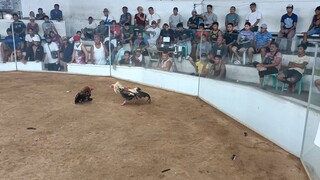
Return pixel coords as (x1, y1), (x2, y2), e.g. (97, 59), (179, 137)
(255, 32), (272, 47)
(4, 36), (20, 50)
(50, 9), (63, 21)
(281, 13), (298, 29)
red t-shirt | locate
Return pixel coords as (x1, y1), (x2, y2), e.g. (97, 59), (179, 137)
(135, 13), (146, 27)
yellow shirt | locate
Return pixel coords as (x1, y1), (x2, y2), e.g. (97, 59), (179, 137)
(196, 61), (209, 73)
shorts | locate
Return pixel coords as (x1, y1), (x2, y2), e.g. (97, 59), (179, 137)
(307, 27), (320, 36)
(252, 46), (270, 53)
(284, 69), (302, 81)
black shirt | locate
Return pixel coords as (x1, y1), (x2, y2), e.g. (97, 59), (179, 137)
(223, 30), (238, 45)
(25, 45), (44, 61)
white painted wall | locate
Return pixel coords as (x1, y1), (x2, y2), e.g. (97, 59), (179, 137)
(20, 0), (319, 36)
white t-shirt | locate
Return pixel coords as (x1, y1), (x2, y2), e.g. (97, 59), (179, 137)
(146, 13), (161, 26)
(101, 15), (114, 24)
(289, 55), (309, 74)
(86, 21), (97, 29)
(44, 42), (59, 63)
(246, 11), (262, 26)
(169, 14), (184, 29)
(25, 34), (41, 43)
(146, 27), (161, 46)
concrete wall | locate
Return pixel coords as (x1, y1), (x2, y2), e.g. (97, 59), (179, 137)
(20, 0), (319, 36)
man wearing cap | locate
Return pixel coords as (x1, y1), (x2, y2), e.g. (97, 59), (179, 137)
(25, 28), (41, 48)
(60, 36), (74, 71)
(278, 44), (309, 93)
(201, 4), (217, 29)
(169, 7), (184, 30)
(277, 4), (298, 52)
(187, 10), (201, 34)
(50, 4), (63, 21)
(245, 2), (262, 32)
(119, 6), (132, 26)
(101, 8), (114, 26)
(145, 21), (161, 48)
(146, 7), (161, 27)
(44, 36), (60, 71)
(71, 35), (88, 64)
(302, 6), (320, 44)
(25, 36), (44, 62)
(248, 23), (272, 64)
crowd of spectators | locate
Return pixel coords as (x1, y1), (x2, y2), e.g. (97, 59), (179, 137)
(0, 2), (320, 92)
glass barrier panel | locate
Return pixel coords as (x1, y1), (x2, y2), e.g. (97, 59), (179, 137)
(301, 42), (320, 180)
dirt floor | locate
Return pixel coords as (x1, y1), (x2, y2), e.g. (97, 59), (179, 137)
(0, 72), (308, 180)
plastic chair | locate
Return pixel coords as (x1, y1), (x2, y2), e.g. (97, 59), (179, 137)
(281, 76), (303, 95)
(262, 74), (279, 90)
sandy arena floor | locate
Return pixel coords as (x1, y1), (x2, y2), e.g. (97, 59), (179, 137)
(0, 72), (308, 179)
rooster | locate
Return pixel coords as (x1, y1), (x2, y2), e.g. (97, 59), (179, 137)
(75, 86), (94, 104)
(111, 82), (151, 105)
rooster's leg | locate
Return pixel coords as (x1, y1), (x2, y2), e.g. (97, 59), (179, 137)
(121, 100), (127, 106)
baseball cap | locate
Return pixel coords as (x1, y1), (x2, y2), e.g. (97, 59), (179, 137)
(73, 35), (80, 41)
(62, 36), (68, 40)
(287, 4), (293, 8)
(151, 20), (157, 25)
(163, 23), (169, 26)
(32, 36), (40, 42)
(260, 24), (267, 29)
(250, 2), (256, 6)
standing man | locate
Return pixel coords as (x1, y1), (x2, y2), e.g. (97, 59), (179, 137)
(90, 35), (109, 65)
(225, 6), (240, 30)
(201, 4), (217, 29)
(101, 8), (114, 26)
(119, 6), (132, 26)
(11, 13), (26, 49)
(277, 4), (298, 52)
(146, 7), (161, 27)
(169, 7), (184, 30)
(44, 36), (60, 71)
(50, 4), (63, 21)
(245, 2), (262, 32)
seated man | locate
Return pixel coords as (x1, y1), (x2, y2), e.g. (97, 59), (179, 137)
(209, 22), (222, 44)
(245, 2), (262, 32)
(278, 44), (309, 93)
(42, 15), (58, 38)
(201, 4), (218, 29)
(212, 36), (228, 62)
(253, 42), (282, 88)
(209, 55), (226, 80)
(26, 17), (39, 34)
(121, 23), (134, 50)
(133, 32), (149, 55)
(223, 23), (238, 56)
(9, 49), (25, 62)
(277, 4), (298, 52)
(225, 6), (240, 30)
(231, 22), (255, 64)
(11, 13), (26, 47)
(118, 51), (131, 65)
(50, 4), (63, 21)
(187, 10), (200, 35)
(81, 17), (97, 40)
(119, 6), (132, 26)
(248, 24), (272, 64)
(1, 28), (21, 63)
(25, 28), (41, 48)
(113, 41), (126, 64)
(189, 53), (210, 77)
(36, 8), (46, 20)
(157, 51), (174, 72)
(96, 20), (108, 40)
(146, 7), (161, 27)
(145, 21), (161, 48)
(169, 7), (184, 30)
(159, 23), (174, 47)
(131, 49), (145, 67)
(175, 23), (192, 57)
(25, 36), (44, 62)
(303, 6), (320, 44)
